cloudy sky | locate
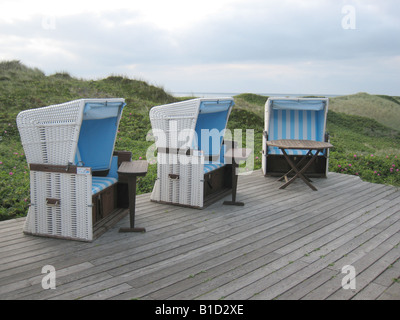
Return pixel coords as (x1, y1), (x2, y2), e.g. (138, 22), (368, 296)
(1, 0), (399, 96)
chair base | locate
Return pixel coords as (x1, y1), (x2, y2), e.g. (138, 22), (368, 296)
(119, 227), (146, 233)
(264, 154), (328, 178)
(204, 165), (232, 197)
(24, 181), (130, 242)
(150, 162), (234, 209)
(24, 207), (129, 242)
(223, 200), (245, 206)
(151, 188), (233, 210)
(151, 165), (233, 209)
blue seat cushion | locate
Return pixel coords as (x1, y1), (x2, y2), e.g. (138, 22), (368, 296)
(92, 176), (118, 195)
(204, 163), (225, 174)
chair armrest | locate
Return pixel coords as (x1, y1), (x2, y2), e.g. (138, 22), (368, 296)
(29, 163), (87, 174)
(113, 150), (132, 167)
(223, 140), (238, 152)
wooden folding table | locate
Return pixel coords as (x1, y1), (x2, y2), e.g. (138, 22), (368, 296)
(266, 139), (333, 191)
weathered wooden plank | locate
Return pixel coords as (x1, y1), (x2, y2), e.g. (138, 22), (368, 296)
(145, 196), (382, 298)
(144, 251), (283, 300)
(269, 219), (400, 300)
(112, 178), (394, 300)
(372, 257), (400, 287)
(275, 268), (338, 300)
(0, 217), (25, 230)
(0, 262), (95, 299)
(377, 282), (400, 300)
(39, 237), (237, 300)
(326, 235), (400, 299)
(80, 283), (133, 300)
(351, 282), (388, 300)
(301, 231), (400, 300)
(9, 227), (233, 299)
(197, 259), (309, 300)
(31, 272), (115, 300)
(137, 180), (376, 298)
(0, 224), (207, 294)
(197, 197), (400, 300)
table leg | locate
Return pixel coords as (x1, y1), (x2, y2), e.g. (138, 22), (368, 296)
(280, 149), (320, 191)
(277, 150), (313, 183)
(119, 177), (146, 233)
(223, 159), (244, 206)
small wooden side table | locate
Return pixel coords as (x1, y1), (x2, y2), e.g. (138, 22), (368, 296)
(266, 139), (333, 191)
(223, 148), (252, 206)
(117, 160), (148, 233)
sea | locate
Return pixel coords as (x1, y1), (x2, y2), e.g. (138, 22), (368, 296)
(172, 92), (341, 98)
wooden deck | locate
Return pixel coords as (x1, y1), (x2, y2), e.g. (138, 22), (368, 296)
(1, 170), (400, 300)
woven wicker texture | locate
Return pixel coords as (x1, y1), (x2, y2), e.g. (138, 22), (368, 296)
(17, 100), (84, 165)
(24, 170), (92, 241)
(149, 98), (234, 208)
(17, 98), (125, 241)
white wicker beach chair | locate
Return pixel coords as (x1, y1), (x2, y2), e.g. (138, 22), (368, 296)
(149, 98), (235, 208)
(17, 98), (131, 241)
(262, 97), (330, 177)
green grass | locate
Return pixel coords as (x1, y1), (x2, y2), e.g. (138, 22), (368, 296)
(326, 111), (400, 155)
(326, 111), (400, 185)
(329, 92), (400, 131)
(232, 93), (267, 119)
(1, 60), (400, 221)
(0, 135), (29, 221)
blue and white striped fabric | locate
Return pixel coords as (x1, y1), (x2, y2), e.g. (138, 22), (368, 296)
(268, 109), (325, 156)
(92, 176), (118, 195)
(204, 163), (225, 174)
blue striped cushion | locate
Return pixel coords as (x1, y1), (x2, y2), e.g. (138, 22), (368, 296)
(92, 176), (118, 195)
(268, 109), (325, 156)
(204, 163), (225, 174)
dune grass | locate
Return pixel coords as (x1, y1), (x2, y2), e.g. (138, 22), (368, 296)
(329, 92), (400, 131)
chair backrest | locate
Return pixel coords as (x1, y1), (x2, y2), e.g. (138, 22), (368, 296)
(17, 98), (125, 170)
(75, 100), (125, 172)
(194, 99), (233, 160)
(265, 98), (328, 155)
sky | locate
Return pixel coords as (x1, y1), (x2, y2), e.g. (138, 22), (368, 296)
(1, 0), (399, 96)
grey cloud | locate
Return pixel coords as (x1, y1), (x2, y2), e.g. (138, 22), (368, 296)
(0, 10), (180, 75)
(0, 0), (399, 95)
(2, 2), (399, 68)
(170, 1), (400, 64)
